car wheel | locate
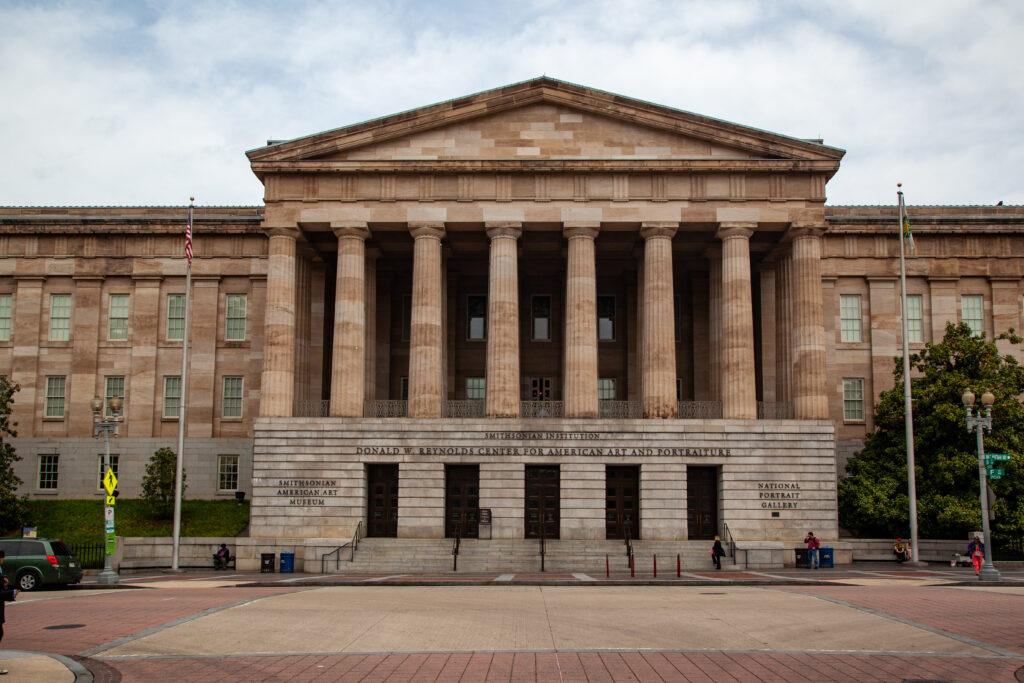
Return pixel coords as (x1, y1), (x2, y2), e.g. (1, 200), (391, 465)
(17, 571), (40, 592)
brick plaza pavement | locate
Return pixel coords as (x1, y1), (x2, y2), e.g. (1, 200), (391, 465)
(0, 566), (1021, 682)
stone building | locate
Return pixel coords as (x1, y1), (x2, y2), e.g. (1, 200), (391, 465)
(2, 79), (1022, 567)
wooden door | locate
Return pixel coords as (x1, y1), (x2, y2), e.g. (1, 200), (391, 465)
(445, 465), (479, 538)
(525, 465), (560, 539)
(605, 466), (640, 539)
(687, 466), (718, 540)
(366, 465), (399, 537)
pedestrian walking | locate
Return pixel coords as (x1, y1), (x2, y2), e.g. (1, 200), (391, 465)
(968, 536), (984, 575)
(804, 531), (820, 569)
(0, 550), (20, 675)
(711, 536), (725, 570)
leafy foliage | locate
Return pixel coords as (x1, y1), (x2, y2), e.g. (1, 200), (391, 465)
(141, 446), (187, 516)
(839, 322), (1024, 542)
(0, 376), (29, 534)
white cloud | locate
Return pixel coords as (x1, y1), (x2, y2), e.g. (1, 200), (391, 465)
(1, 0), (1021, 206)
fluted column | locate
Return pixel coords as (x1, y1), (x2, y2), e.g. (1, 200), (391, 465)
(364, 247), (380, 403)
(717, 223), (757, 419)
(563, 222), (599, 418)
(790, 227), (828, 419)
(260, 227), (298, 417)
(330, 222), (369, 417)
(408, 223), (446, 418)
(706, 247), (722, 402)
(775, 251), (793, 404)
(485, 222), (522, 417)
(640, 222), (678, 418)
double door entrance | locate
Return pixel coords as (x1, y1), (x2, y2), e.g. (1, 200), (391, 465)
(525, 466), (560, 539)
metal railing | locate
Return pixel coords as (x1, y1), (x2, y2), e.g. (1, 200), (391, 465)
(599, 400), (643, 419)
(677, 401), (723, 419)
(539, 527), (546, 573)
(451, 525), (461, 572)
(364, 400), (408, 418)
(294, 400), (330, 417)
(520, 401), (564, 418)
(722, 522), (735, 558)
(320, 521), (362, 574)
(443, 400), (485, 418)
(68, 542), (105, 570)
(624, 525), (633, 568)
(757, 401), (794, 419)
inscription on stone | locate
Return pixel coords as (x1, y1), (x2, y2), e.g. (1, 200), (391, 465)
(758, 481), (801, 509)
(275, 479), (339, 506)
(355, 445), (732, 457)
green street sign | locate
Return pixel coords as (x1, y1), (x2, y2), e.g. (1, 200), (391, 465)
(987, 467), (1005, 479)
(984, 453), (1012, 464)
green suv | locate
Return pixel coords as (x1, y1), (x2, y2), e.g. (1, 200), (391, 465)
(0, 538), (84, 591)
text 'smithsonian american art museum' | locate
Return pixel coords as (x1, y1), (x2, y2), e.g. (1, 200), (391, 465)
(3, 79), (1022, 570)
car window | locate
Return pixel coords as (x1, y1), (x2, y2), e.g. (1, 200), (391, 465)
(0, 540), (17, 555)
(51, 541), (72, 556)
(22, 541), (46, 555)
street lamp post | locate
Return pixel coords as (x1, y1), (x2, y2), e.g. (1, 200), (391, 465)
(962, 388), (1001, 581)
(91, 394), (122, 585)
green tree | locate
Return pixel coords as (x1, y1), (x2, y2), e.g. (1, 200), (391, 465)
(0, 376), (29, 533)
(839, 322), (1024, 542)
(141, 447), (187, 516)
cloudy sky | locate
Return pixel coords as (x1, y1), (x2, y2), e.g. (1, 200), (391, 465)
(2, 0), (1021, 208)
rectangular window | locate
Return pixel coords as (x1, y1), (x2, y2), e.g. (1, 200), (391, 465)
(97, 454), (119, 490)
(532, 295), (551, 341)
(843, 378), (865, 421)
(222, 376), (243, 418)
(49, 294), (71, 341)
(167, 294), (185, 340)
(466, 377), (485, 400)
(906, 294), (922, 343)
(225, 294), (246, 341)
(598, 378), (617, 400)
(0, 294), (11, 341)
(401, 294), (412, 342)
(163, 376), (181, 418)
(218, 454), (239, 491)
(962, 295), (984, 336)
(531, 377), (552, 401)
(104, 376), (125, 418)
(597, 296), (615, 341)
(467, 295), (486, 340)
(840, 294), (862, 342)
(45, 376), (66, 418)
(108, 294), (130, 340)
(38, 454), (59, 490)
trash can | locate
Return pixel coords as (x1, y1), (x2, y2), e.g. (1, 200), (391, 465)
(279, 551), (295, 573)
(819, 547), (834, 569)
(260, 553), (275, 573)
(795, 548), (808, 567)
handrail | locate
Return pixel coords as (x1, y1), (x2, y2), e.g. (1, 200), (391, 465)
(451, 524), (461, 572)
(723, 522), (735, 558)
(539, 526), (546, 573)
(624, 524), (633, 567)
(350, 520), (363, 561)
(320, 521), (363, 574)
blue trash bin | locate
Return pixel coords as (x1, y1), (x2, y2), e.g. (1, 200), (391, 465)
(279, 551), (295, 573)
(819, 547), (834, 568)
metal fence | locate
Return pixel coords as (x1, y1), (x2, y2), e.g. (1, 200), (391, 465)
(293, 400), (330, 417)
(677, 401), (723, 419)
(68, 542), (105, 569)
(598, 400), (643, 419)
(520, 401), (564, 418)
(443, 400), (486, 418)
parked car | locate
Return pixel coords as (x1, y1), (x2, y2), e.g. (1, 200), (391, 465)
(0, 538), (84, 590)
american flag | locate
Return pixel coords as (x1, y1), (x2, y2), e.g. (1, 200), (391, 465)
(185, 204), (193, 265)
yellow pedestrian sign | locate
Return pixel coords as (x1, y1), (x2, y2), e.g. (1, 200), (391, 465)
(103, 468), (118, 496)
(106, 495), (116, 506)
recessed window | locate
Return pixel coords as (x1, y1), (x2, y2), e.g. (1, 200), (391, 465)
(598, 378), (617, 400)
(840, 294), (862, 342)
(843, 378), (865, 421)
(49, 294), (71, 341)
(597, 296), (615, 341)
(466, 377), (485, 400)
(467, 295), (486, 341)
(222, 376), (243, 418)
(163, 376), (181, 418)
(108, 294), (130, 340)
(167, 294), (185, 340)
(905, 294), (922, 343)
(226, 294), (246, 341)
(97, 454), (119, 490)
(104, 376), (125, 418)
(531, 377), (552, 401)
(39, 454), (59, 490)
(532, 295), (551, 341)
(45, 376), (66, 418)
(962, 295), (983, 336)
(218, 454), (239, 491)
(0, 294), (12, 341)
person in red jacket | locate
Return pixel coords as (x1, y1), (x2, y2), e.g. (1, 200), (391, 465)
(804, 531), (820, 569)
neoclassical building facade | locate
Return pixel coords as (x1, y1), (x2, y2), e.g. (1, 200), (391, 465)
(3, 80), (1022, 558)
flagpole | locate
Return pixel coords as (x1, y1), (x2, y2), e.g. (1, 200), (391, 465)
(897, 183), (920, 563)
(171, 198), (194, 571)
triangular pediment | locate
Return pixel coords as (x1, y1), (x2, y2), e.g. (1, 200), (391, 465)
(247, 77), (844, 166)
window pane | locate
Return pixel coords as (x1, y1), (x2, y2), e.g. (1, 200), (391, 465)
(45, 376), (66, 417)
(218, 455), (239, 491)
(598, 378), (616, 400)
(532, 296), (551, 341)
(50, 294), (71, 341)
(108, 294), (130, 340)
(163, 376), (181, 418)
(226, 294), (246, 340)
(466, 377), (485, 400)
(39, 454), (59, 489)
(962, 295), (983, 335)
(906, 294), (922, 342)
(468, 295), (486, 340)
(840, 294), (861, 342)
(0, 294), (11, 341)
(167, 295), (185, 340)
(105, 376), (125, 417)
(597, 296), (615, 341)
(843, 378), (864, 421)
(222, 376), (243, 418)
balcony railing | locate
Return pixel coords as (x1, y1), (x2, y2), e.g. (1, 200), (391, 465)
(443, 400), (486, 418)
(294, 400), (330, 417)
(365, 400), (408, 418)
(676, 401), (723, 419)
(598, 400), (643, 419)
(520, 401), (563, 418)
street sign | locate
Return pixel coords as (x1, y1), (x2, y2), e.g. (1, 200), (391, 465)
(105, 506), (114, 522)
(984, 453), (1012, 465)
(987, 467), (1005, 479)
(105, 520), (115, 533)
(106, 495), (116, 506)
(105, 533), (116, 555)
(102, 468), (118, 495)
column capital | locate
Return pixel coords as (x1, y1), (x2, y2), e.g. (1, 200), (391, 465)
(485, 222), (522, 240)
(640, 222), (678, 240)
(563, 222), (600, 239)
(409, 222), (446, 240)
(786, 224), (826, 241)
(332, 221), (370, 240)
(716, 222), (756, 240)
(265, 225), (300, 239)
